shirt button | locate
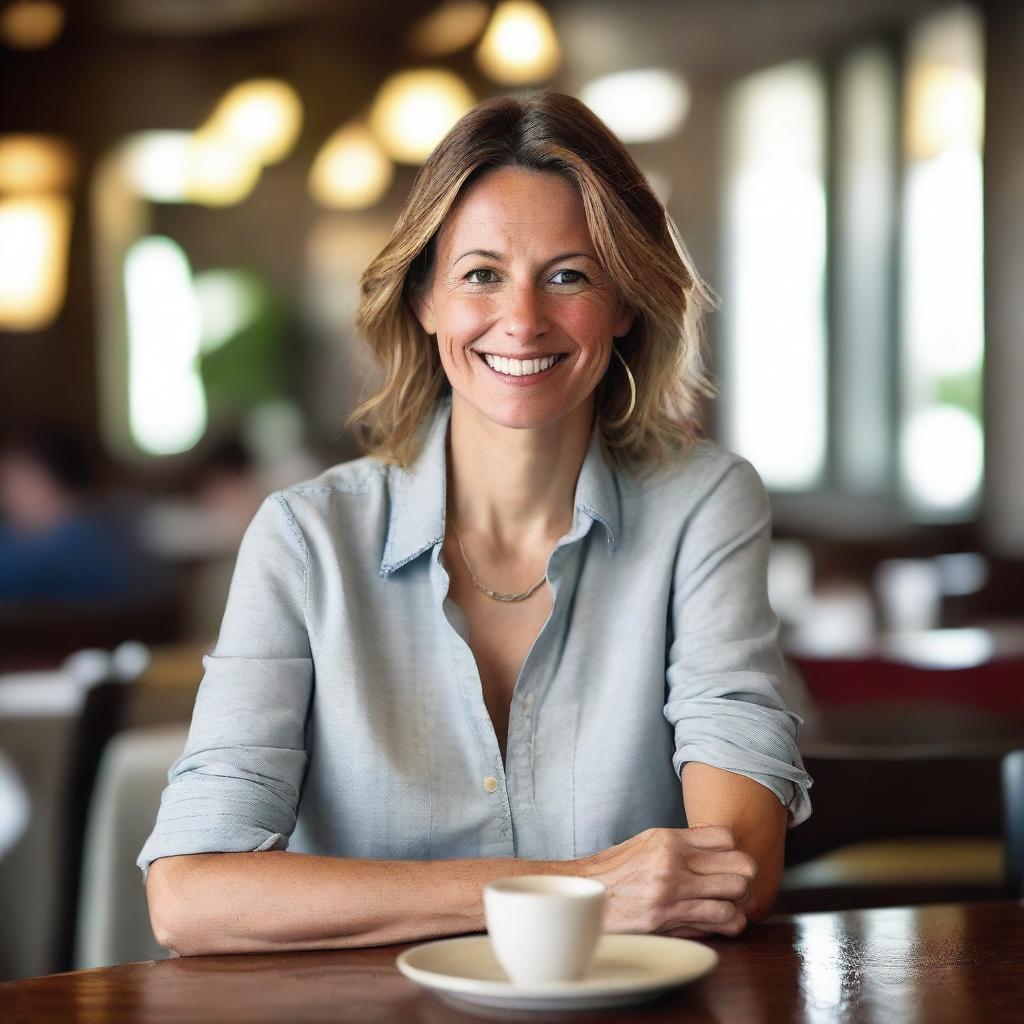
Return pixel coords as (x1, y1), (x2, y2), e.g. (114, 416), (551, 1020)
(525, 694), (535, 706)
(483, 776), (498, 793)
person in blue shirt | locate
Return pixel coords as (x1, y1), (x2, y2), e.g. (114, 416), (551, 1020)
(0, 426), (150, 605)
(141, 90), (812, 956)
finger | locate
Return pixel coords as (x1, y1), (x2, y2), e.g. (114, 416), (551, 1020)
(663, 925), (711, 940)
(666, 898), (743, 929)
(681, 825), (737, 851)
(686, 871), (753, 903)
(666, 900), (748, 938)
(686, 850), (759, 878)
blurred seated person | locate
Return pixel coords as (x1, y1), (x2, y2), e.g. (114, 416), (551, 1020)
(0, 425), (156, 606)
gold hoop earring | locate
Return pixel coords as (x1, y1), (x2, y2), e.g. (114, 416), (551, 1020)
(605, 345), (636, 429)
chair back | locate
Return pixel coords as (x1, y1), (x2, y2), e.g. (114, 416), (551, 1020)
(73, 724), (188, 970)
(1002, 749), (1024, 899)
(788, 745), (1007, 867)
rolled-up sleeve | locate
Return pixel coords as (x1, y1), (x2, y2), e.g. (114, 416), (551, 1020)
(663, 457), (812, 828)
(137, 492), (314, 882)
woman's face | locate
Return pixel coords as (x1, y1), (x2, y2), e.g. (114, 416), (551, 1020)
(410, 166), (634, 433)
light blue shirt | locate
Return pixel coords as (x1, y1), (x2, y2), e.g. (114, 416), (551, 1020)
(138, 394), (812, 881)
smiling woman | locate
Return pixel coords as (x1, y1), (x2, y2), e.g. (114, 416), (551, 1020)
(138, 91), (812, 959)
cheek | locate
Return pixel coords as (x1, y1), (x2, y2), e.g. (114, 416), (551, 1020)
(559, 298), (618, 347)
(437, 296), (494, 342)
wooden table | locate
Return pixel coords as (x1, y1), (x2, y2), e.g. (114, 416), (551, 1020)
(3, 901), (1022, 1023)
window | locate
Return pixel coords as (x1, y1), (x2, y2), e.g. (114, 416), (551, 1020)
(720, 4), (985, 523)
(721, 61), (828, 491)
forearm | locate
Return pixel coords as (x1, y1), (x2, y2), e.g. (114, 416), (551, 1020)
(681, 762), (788, 921)
(147, 850), (582, 956)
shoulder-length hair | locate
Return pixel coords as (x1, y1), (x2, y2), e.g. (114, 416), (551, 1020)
(350, 89), (717, 473)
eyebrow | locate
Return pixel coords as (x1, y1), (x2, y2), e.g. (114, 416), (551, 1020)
(451, 249), (600, 268)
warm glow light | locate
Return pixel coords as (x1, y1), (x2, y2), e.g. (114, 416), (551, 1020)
(0, 0), (64, 50)
(201, 79), (303, 166)
(186, 133), (261, 206)
(0, 135), (76, 192)
(906, 64), (983, 160)
(409, 0), (490, 56)
(124, 237), (206, 455)
(369, 70), (475, 164)
(476, 0), (561, 84)
(579, 70), (690, 143)
(0, 195), (71, 330)
(120, 131), (260, 206)
(120, 132), (192, 202)
(309, 122), (393, 209)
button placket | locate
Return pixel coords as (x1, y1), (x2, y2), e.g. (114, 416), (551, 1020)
(432, 547), (515, 852)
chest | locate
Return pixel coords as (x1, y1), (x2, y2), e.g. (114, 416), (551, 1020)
(441, 539), (553, 762)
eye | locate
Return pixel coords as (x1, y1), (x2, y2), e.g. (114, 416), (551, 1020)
(550, 269), (588, 286)
(465, 268), (499, 284)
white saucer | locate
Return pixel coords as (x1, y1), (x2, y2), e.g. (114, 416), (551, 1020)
(395, 933), (718, 1012)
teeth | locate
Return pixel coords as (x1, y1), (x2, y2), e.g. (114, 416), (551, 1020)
(483, 353), (559, 376)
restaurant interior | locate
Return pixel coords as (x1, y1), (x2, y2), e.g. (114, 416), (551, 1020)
(1, 0), (1023, 995)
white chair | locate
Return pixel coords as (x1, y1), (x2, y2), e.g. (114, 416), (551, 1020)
(73, 725), (187, 970)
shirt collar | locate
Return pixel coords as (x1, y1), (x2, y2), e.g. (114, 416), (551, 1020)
(380, 394), (620, 577)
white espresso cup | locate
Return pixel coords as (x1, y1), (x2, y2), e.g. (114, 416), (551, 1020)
(483, 875), (607, 985)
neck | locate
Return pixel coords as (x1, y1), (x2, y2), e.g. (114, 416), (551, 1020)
(446, 393), (593, 558)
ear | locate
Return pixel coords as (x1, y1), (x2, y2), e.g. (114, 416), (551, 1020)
(613, 299), (636, 339)
(408, 286), (437, 336)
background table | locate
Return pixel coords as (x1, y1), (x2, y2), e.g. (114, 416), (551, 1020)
(2, 901), (1023, 1023)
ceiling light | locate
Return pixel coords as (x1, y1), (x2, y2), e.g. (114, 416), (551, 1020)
(120, 132), (192, 202)
(409, 1), (490, 57)
(369, 69), (475, 165)
(0, 134), (76, 192)
(579, 70), (690, 143)
(309, 122), (393, 209)
(0, 0), (64, 50)
(185, 134), (261, 206)
(476, 1), (560, 85)
(0, 195), (71, 330)
(202, 79), (303, 165)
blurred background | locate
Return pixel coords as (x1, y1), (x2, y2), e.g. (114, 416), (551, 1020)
(1, 0), (1023, 983)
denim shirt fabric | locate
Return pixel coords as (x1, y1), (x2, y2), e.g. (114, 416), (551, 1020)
(137, 394), (813, 882)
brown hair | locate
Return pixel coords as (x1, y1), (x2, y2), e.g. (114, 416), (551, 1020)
(350, 89), (716, 473)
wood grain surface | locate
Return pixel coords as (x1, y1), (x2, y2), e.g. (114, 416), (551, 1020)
(2, 900), (1023, 1023)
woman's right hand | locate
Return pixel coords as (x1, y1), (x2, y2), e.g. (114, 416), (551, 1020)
(576, 826), (757, 939)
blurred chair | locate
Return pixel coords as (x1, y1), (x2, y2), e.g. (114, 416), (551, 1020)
(1002, 748), (1024, 899)
(778, 742), (1012, 913)
(0, 593), (185, 673)
(53, 675), (136, 970)
(73, 725), (186, 969)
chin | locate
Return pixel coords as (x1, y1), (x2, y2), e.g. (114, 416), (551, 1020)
(454, 388), (587, 435)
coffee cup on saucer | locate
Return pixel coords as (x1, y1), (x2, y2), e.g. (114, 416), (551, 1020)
(482, 875), (607, 985)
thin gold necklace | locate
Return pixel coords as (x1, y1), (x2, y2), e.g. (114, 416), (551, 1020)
(449, 520), (548, 602)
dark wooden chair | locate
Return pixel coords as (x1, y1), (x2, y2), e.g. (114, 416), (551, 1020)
(0, 591), (186, 674)
(52, 679), (134, 972)
(1002, 748), (1024, 899)
(777, 741), (1013, 913)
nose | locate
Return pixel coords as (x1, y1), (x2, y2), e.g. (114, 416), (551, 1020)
(501, 282), (547, 342)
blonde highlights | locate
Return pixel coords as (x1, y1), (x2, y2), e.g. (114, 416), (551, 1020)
(349, 90), (717, 473)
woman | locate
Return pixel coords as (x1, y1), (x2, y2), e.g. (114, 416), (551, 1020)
(140, 91), (812, 956)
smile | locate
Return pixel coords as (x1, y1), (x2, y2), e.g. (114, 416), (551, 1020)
(478, 352), (566, 377)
